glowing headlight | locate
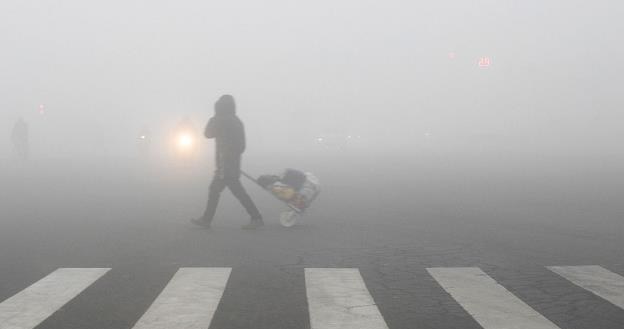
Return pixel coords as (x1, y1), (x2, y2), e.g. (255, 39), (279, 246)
(178, 133), (194, 149)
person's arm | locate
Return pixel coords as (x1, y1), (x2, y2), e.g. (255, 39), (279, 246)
(204, 117), (217, 139)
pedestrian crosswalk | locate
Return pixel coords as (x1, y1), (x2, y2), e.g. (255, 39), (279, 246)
(1, 265), (623, 329)
(0, 268), (110, 329)
(131, 268), (231, 329)
(548, 265), (624, 309)
(305, 268), (389, 329)
(427, 267), (561, 329)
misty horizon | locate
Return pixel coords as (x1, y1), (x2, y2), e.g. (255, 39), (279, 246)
(2, 0), (623, 160)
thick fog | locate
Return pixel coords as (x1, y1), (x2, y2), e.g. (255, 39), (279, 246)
(1, 0), (623, 163)
(4, 4), (624, 328)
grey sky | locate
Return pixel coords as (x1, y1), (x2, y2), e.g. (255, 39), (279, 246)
(1, 0), (623, 157)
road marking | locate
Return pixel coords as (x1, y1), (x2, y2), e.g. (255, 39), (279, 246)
(548, 265), (624, 309)
(305, 268), (389, 329)
(0, 267), (110, 329)
(427, 267), (561, 329)
(131, 267), (231, 329)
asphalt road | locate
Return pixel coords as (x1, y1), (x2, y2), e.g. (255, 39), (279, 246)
(1, 154), (623, 329)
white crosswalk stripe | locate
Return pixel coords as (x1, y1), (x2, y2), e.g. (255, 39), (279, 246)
(427, 267), (561, 329)
(0, 267), (110, 329)
(548, 265), (624, 309)
(130, 267), (231, 329)
(305, 268), (389, 329)
(3, 265), (624, 328)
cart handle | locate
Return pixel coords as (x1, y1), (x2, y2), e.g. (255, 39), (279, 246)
(240, 170), (261, 186)
(241, 169), (311, 214)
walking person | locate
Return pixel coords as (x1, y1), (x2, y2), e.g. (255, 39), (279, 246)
(11, 117), (29, 161)
(191, 95), (263, 229)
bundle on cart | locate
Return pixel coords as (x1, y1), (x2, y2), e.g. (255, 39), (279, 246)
(242, 169), (320, 227)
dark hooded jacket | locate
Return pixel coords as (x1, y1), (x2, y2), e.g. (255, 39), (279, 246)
(205, 95), (246, 179)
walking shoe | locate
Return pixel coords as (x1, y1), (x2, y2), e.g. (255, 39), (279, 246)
(190, 218), (211, 229)
(241, 218), (264, 230)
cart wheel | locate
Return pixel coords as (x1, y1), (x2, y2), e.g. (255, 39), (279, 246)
(280, 210), (300, 227)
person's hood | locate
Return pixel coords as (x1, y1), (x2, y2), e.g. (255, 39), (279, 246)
(215, 95), (236, 117)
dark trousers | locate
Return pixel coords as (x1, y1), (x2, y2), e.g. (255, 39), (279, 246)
(202, 176), (261, 222)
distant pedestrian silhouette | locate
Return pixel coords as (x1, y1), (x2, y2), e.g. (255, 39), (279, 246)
(191, 95), (263, 229)
(11, 117), (29, 160)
